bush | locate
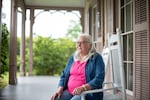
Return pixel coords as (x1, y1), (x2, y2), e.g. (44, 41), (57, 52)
(33, 37), (76, 75)
(0, 24), (9, 77)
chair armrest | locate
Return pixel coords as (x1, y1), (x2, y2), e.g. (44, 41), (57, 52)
(81, 87), (119, 100)
(103, 82), (115, 88)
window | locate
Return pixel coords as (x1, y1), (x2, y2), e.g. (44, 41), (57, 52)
(120, 0), (133, 95)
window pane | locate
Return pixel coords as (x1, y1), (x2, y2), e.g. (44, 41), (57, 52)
(121, 8), (125, 33)
(131, 3), (133, 30)
(128, 33), (133, 61)
(123, 35), (127, 60)
(126, 0), (131, 3)
(127, 63), (133, 91)
(126, 4), (131, 32)
(121, 0), (124, 7)
(124, 63), (127, 89)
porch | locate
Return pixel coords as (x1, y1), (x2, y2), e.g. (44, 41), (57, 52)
(0, 76), (123, 100)
(0, 0), (150, 100)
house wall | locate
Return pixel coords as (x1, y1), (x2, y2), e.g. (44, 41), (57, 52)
(84, 0), (150, 100)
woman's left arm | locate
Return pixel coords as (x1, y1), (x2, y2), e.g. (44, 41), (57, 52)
(86, 53), (105, 89)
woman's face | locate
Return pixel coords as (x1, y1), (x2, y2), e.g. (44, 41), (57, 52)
(76, 36), (91, 55)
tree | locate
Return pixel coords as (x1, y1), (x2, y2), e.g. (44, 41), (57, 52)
(0, 24), (9, 76)
(15, 20), (81, 76)
(65, 20), (82, 40)
(32, 20), (81, 75)
(33, 36), (75, 75)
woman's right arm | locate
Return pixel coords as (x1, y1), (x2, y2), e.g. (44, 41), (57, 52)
(50, 86), (64, 100)
(50, 55), (74, 100)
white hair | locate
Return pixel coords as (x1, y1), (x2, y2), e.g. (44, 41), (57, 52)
(77, 33), (92, 44)
(74, 33), (96, 61)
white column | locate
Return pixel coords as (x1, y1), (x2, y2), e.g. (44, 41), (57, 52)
(9, 0), (17, 85)
(28, 8), (34, 76)
(20, 8), (26, 76)
(79, 9), (85, 33)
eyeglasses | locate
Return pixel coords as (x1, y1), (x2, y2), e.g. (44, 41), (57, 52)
(76, 41), (89, 44)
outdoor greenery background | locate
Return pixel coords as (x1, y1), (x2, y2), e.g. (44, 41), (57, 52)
(0, 20), (81, 88)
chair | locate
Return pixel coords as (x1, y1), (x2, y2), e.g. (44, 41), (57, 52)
(81, 28), (126, 100)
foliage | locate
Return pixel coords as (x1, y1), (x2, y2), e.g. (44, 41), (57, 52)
(25, 37), (30, 71)
(33, 36), (75, 75)
(15, 19), (81, 76)
(0, 24), (9, 76)
(0, 72), (8, 89)
(16, 36), (76, 76)
(16, 37), (30, 74)
(65, 20), (82, 40)
(17, 38), (21, 71)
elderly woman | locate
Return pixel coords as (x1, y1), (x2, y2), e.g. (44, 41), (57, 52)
(50, 34), (105, 100)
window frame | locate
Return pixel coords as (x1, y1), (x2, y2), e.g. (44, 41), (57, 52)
(120, 0), (134, 96)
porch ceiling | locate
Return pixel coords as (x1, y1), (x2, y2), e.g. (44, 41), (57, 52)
(24, 0), (85, 8)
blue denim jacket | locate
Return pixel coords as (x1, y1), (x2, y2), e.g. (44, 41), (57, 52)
(58, 52), (105, 100)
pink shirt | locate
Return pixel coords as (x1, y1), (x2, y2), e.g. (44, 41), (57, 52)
(67, 61), (86, 94)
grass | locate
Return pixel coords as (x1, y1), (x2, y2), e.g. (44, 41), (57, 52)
(0, 72), (8, 89)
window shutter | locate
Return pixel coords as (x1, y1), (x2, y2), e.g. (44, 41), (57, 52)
(135, 0), (147, 24)
(134, 0), (150, 100)
(135, 30), (149, 99)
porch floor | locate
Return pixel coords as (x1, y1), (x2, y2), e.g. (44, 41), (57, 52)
(0, 76), (59, 100)
(0, 76), (122, 100)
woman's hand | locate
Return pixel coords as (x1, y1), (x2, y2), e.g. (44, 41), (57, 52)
(72, 86), (84, 95)
(50, 92), (61, 100)
(72, 84), (91, 95)
(50, 87), (64, 100)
